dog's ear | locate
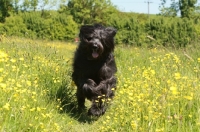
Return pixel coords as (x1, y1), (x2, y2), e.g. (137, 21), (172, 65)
(105, 27), (117, 37)
(80, 25), (94, 34)
(79, 25), (94, 40)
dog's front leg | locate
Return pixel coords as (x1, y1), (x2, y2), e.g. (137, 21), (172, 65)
(76, 79), (98, 111)
(96, 76), (117, 95)
(82, 79), (100, 99)
(88, 76), (116, 116)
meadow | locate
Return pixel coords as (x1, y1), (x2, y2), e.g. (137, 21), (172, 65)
(0, 37), (200, 132)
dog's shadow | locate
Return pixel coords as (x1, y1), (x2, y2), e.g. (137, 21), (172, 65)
(55, 81), (98, 123)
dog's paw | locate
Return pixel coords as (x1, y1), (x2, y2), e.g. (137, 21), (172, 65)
(88, 107), (103, 116)
(88, 103), (106, 116)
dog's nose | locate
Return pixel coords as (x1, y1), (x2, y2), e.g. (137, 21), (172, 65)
(92, 44), (98, 50)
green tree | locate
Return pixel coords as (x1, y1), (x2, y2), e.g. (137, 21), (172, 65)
(59, 0), (118, 25)
(39, 0), (57, 10)
(20, 0), (39, 11)
(0, 0), (12, 22)
(39, 0), (57, 18)
(159, 0), (179, 17)
(30, 0), (39, 11)
(21, 0), (31, 11)
(159, 0), (197, 18)
(19, 0), (57, 12)
(13, 0), (20, 13)
(179, 0), (197, 18)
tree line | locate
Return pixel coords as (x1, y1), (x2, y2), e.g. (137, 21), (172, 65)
(159, 0), (199, 18)
(0, 0), (200, 47)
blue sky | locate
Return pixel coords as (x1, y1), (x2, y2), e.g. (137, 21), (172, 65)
(110, 0), (167, 14)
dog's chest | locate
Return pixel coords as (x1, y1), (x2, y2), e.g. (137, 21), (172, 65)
(83, 61), (102, 73)
(78, 59), (104, 78)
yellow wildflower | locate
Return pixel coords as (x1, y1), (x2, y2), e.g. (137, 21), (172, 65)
(0, 51), (8, 58)
(174, 72), (181, 80)
(3, 103), (10, 110)
(198, 58), (200, 63)
(184, 96), (193, 101)
(170, 86), (178, 95)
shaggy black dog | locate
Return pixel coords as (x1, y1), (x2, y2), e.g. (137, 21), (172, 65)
(72, 24), (117, 116)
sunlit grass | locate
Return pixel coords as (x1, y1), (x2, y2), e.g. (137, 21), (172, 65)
(100, 47), (200, 131)
(0, 37), (200, 131)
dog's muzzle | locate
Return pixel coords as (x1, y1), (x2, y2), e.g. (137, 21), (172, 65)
(92, 44), (99, 58)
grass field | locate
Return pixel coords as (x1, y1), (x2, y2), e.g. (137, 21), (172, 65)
(0, 37), (200, 132)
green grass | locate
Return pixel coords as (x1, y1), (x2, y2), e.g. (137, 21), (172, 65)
(0, 37), (200, 132)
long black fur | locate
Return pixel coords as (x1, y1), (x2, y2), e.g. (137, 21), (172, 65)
(72, 24), (117, 116)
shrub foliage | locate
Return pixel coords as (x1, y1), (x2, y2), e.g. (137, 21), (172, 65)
(0, 7), (200, 47)
(0, 11), (78, 41)
(107, 12), (198, 47)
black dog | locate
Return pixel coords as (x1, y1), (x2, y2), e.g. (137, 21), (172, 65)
(72, 24), (117, 116)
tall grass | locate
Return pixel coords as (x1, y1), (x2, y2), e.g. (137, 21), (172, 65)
(0, 37), (200, 131)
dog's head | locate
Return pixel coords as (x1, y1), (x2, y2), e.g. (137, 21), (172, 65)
(79, 24), (117, 60)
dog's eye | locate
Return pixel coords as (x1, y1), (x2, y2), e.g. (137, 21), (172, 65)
(86, 37), (92, 41)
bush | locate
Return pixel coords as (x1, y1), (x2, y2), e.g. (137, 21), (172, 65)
(107, 12), (199, 47)
(146, 17), (197, 47)
(21, 12), (78, 41)
(0, 15), (34, 37)
(0, 10), (200, 47)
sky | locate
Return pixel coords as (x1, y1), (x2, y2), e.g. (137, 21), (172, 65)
(110, 0), (165, 14)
